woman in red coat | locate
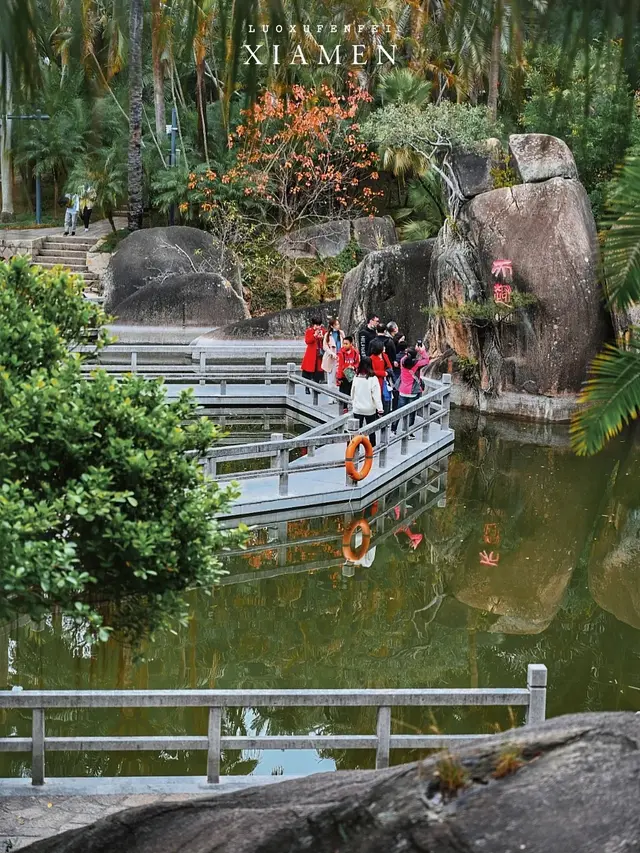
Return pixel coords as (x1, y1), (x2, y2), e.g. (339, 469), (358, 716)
(301, 317), (325, 391)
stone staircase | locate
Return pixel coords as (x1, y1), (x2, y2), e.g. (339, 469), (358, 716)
(31, 235), (100, 291)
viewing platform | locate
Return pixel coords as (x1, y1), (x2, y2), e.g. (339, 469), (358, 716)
(79, 343), (455, 521)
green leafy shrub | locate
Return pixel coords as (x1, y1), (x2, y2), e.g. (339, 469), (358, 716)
(0, 259), (242, 641)
(491, 156), (519, 189)
(427, 290), (537, 324)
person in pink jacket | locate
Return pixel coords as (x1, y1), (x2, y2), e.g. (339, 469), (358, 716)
(392, 344), (430, 434)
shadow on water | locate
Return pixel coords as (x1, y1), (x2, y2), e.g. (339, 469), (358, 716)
(2, 409), (640, 778)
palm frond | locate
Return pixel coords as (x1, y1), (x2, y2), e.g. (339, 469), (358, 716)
(603, 154), (640, 310)
(570, 330), (640, 456)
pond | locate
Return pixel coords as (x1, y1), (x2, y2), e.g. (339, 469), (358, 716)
(2, 410), (640, 780)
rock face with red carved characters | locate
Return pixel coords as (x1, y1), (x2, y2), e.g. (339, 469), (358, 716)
(425, 135), (610, 420)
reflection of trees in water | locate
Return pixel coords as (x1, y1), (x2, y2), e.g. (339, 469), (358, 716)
(3, 426), (640, 777)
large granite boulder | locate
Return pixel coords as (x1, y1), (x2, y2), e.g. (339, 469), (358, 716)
(452, 138), (503, 198)
(458, 178), (608, 396)
(103, 226), (248, 325)
(112, 272), (248, 327)
(277, 221), (351, 259)
(352, 216), (397, 254)
(210, 301), (341, 339)
(23, 713), (640, 853)
(340, 240), (435, 344)
(277, 218), (398, 260)
(509, 134), (578, 183)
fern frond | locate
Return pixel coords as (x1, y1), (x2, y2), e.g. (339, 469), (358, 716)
(570, 329), (640, 455)
(603, 154), (640, 309)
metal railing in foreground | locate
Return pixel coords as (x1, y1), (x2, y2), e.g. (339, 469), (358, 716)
(0, 665), (547, 785)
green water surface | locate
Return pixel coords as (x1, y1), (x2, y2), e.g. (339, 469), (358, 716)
(2, 410), (640, 779)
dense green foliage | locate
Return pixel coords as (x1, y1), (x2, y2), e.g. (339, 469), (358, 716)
(0, 259), (241, 638)
(522, 43), (637, 206)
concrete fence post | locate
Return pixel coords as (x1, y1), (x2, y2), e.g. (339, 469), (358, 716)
(287, 363), (296, 397)
(207, 706), (222, 783)
(375, 706), (391, 769)
(379, 425), (389, 468)
(130, 350), (138, 373)
(441, 373), (452, 430)
(278, 447), (290, 496)
(526, 664), (548, 725)
(265, 352), (272, 385)
(199, 351), (206, 373)
(270, 433), (284, 471)
(31, 709), (45, 785)
(220, 379), (227, 396)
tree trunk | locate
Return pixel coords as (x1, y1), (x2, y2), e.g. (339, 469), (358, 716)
(488, 12), (501, 123)
(0, 52), (14, 222)
(128, 0), (144, 232)
(195, 60), (209, 163)
(150, 0), (166, 139)
(283, 258), (293, 310)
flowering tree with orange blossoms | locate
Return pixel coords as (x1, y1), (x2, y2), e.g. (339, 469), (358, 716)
(186, 83), (382, 236)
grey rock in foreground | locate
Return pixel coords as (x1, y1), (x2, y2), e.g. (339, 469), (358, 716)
(340, 240), (435, 345)
(509, 133), (579, 183)
(103, 226), (248, 325)
(23, 713), (640, 853)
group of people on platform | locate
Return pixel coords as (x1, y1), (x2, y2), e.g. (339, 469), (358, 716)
(301, 313), (430, 443)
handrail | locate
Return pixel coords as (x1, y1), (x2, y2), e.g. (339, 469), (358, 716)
(0, 665), (547, 785)
(199, 377), (452, 489)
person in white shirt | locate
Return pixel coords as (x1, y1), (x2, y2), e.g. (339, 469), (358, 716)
(350, 356), (384, 447)
(61, 193), (80, 236)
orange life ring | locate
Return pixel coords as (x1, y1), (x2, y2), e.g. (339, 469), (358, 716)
(342, 519), (372, 562)
(345, 434), (374, 482)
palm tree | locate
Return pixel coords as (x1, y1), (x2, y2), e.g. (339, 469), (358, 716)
(0, 50), (14, 221)
(128, 0), (144, 231)
(571, 154), (640, 455)
(150, 0), (169, 139)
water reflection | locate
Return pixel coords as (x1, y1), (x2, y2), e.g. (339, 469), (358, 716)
(2, 411), (640, 780)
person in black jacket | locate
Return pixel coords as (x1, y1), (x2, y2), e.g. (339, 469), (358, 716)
(357, 314), (379, 358)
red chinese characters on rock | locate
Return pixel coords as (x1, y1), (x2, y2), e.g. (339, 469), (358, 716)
(483, 523), (501, 546)
(491, 259), (513, 280)
(493, 283), (513, 305)
(479, 550), (500, 567)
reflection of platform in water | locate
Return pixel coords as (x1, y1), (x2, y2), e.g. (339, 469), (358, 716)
(220, 455), (449, 586)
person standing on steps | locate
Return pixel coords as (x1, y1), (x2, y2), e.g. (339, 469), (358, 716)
(301, 317), (326, 393)
(61, 192), (80, 236)
(79, 183), (97, 233)
(357, 314), (379, 359)
(351, 356), (384, 447)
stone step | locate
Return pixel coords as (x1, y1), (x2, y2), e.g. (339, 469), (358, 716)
(46, 236), (96, 248)
(36, 255), (88, 266)
(36, 262), (89, 273)
(39, 248), (88, 259)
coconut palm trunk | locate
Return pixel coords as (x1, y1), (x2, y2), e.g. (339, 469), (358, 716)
(128, 0), (144, 232)
(487, 3), (502, 123)
(150, 0), (166, 139)
(0, 51), (14, 222)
